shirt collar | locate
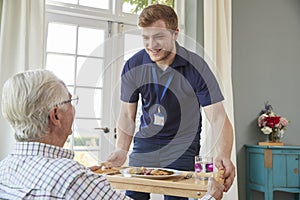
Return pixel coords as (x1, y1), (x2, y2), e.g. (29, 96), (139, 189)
(13, 142), (74, 159)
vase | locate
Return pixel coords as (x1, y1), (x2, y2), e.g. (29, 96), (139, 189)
(269, 131), (281, 142)
(258, 131), (284, 146)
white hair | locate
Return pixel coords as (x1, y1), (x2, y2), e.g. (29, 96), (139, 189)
(1, 69), (69, 141)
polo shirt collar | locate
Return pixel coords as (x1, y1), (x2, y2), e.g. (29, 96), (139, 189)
(171, 42), (189, 68)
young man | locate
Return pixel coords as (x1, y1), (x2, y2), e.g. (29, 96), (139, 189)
(107, 4), (235, 200)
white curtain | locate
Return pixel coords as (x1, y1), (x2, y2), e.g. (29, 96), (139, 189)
(203, 0), (239, 199)
(0, 0), (45, 159)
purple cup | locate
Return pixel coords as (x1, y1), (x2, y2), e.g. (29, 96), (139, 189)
(206, 162), (214, 172)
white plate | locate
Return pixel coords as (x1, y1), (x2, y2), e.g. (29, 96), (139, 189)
(120, 167), (182, 179)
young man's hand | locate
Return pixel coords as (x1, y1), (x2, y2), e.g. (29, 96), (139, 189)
(107, 148), (128, 167)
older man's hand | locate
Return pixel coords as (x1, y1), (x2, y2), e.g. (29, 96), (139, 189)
(206, 177), (225, 200)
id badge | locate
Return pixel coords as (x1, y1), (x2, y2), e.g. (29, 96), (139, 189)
(154, 112), (165, 126)
(153, 106), (165, 126)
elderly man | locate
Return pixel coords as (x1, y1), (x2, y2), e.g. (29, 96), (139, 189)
(0, 69), (131, 199)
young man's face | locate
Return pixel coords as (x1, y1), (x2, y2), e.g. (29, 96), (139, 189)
(141, 19), (178, 66)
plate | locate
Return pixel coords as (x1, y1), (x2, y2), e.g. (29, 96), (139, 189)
(120, 167), (182, 179)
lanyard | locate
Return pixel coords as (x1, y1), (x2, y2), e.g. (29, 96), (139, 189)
(151, 66), (174, 104)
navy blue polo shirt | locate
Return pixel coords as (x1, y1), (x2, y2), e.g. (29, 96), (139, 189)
(120, 42), (224, 145)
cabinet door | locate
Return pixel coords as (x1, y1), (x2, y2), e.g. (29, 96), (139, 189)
(273, 154), (299, 187)
(249, 152), (266, 185)
(286, 155), (299, 187)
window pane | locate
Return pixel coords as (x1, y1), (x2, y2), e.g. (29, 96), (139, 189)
(47, 0), (77, 4)
(76, 57), (103, 87)
(79, 0), (109, 9)
(72, 121), (101, 147)
(122, 0), (147, 14)
(78, 27), (105, 57)
(73, 137), (99, 150)
(47, 0), (109, 10)
(46, 54), (75, 85)
(67, 86), (75, 95)
(124, 33), (143, 60)
(74, 150), (99, 166)
(63, 146), (100, 166)
(72, 119), (102, 165)
(122, 0), (174, 14)
(47, 23), (76, 54)
(76, 88), (102, 118)
(156, 0), (174, 7)
(74, 119), (102, 135)
(77, 57), (104, 88)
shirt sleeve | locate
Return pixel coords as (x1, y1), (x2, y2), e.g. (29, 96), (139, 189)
(201, 194), (215, 200)
(120, 60), (140, 103)
(194, 59), (224, 107)
(66, 171), (132, 200)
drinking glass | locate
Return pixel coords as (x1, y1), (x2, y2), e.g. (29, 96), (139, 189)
(195, 155), (213, 180)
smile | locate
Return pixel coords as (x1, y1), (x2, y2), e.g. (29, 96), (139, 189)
(149, 49), (162, 55)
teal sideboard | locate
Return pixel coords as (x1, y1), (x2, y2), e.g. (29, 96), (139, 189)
(245, 144), (300, 200)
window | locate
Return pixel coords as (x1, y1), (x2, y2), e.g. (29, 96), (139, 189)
(45, 14), (108, 166)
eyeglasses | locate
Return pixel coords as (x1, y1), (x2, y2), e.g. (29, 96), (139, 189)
(57, 95), (79, 106)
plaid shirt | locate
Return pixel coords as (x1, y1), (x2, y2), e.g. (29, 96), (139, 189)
(0, 142), (131, 200)
(201, 194), (215, 200)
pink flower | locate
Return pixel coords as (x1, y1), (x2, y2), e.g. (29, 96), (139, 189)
(280, 117), (289, 126)
(258, 114), (268, 127)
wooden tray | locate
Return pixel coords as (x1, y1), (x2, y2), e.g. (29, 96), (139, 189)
(107, 171), (208, 198)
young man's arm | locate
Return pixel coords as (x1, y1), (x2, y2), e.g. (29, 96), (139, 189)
(203, 102), (236, 192)
(107, 101), (137, 167)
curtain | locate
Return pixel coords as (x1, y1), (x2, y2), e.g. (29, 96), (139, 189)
(0, 0), (45, 159)
(203, 0), (239, 199)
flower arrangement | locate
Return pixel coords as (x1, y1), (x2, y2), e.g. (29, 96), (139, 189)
(257, 102), (289, 142)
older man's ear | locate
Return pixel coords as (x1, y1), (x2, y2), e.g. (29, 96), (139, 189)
(48, 107), (62, 128)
